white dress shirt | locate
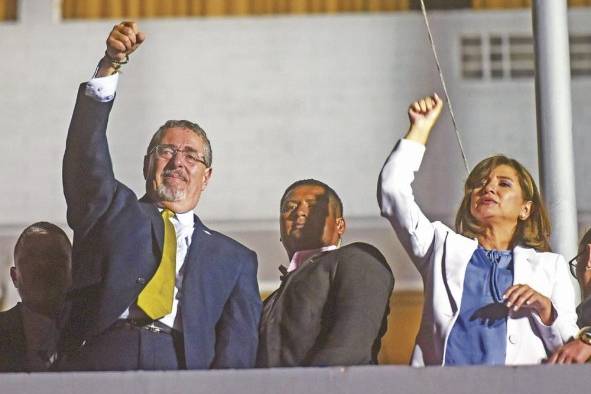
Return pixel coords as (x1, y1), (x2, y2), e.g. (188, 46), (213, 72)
(287, 245), (338, 273)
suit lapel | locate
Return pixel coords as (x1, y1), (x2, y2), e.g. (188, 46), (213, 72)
(180, 215), (216, 360)
(138, 195), (164, 256)
(184, 215), (207, 272)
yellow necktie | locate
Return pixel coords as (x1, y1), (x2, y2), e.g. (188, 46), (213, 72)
(137, 209), (176, 320)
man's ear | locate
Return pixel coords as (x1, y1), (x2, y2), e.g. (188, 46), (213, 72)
(336, 217), (346, 236)
(143, 155), (150, 180)
(585, 244), (591, 270)
(10, 266), (18, 288)
(201, 167), (213, 191)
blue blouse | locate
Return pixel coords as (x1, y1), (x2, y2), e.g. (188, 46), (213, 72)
(444, 246), (514, 365)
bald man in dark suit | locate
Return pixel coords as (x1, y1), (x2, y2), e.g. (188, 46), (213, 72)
(0, 222), (71, 372)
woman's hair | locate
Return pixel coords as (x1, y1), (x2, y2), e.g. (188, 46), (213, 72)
(455, 155), (552, 252)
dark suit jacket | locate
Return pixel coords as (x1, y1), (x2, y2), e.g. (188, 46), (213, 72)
(578, 296), (591, 327)
(0, 304), (27, 372)
(257, 242), (394, 367)
(61, 84), (262, 369)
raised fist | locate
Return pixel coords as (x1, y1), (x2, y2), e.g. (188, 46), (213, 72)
(408, 93), (443, 132)
(105, 21), (145, 62)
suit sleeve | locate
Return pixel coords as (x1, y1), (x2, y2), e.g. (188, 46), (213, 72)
(377, 138), (437, 273)
(304, 244), (394, 366)
(63, 83), (117, 238)
(211, 250), (262, 368)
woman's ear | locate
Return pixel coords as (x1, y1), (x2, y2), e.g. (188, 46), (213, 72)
(519, 201), (533, 221)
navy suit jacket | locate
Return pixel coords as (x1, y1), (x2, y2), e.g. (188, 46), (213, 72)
(61, 84), (262, 369)
(0, 304), (27, 372)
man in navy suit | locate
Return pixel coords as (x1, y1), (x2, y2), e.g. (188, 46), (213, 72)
(60, 21), (261, 371)
(0, 222), (72, 372)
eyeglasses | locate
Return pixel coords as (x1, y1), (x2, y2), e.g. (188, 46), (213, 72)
(150, 144), (208, 167)
(568, 250), (584, 279)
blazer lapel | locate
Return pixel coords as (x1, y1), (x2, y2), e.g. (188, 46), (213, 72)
(138, 195), (164, 256)
(442, 232), (478, 314)
(180, 215), (215, 362)
(184, 215), (207, 271)
(179, 214), (212, 307)
(512, 246), (536, 287)
(505, 245), (535, 364)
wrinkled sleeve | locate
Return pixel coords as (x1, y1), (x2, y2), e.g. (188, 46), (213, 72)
(531, 253), (580, 352)
(377, 138), (436, 273)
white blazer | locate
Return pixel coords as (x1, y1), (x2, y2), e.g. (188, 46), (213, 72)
(378, 139), (579, 366)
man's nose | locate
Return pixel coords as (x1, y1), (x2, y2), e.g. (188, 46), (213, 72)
(295, 202), (309, 216)
(170, 150), (184, 166)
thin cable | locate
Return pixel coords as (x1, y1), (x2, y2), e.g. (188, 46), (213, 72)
(419, 0), (470, 175)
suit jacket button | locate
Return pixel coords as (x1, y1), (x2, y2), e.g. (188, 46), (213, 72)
(136, 277), (146, 284)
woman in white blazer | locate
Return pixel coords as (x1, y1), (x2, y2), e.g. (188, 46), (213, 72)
(378, 94), (578, 366)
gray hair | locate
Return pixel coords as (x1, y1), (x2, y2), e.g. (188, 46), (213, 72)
(146, 120), (212, 167)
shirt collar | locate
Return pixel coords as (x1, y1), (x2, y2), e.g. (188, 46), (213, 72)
(157, 207), (194, 227)
(287, 245), (338, 273)
(175, 210), (195, 227)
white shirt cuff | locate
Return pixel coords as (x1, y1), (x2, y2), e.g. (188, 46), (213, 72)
(85, 73), (119, 102)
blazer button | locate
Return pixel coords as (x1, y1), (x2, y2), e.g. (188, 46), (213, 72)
(136, 277), (146, 285)
(508, 334), (517, 344)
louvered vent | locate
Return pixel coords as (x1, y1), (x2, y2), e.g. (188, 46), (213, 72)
(571, 34), (591, 76)
(461, 33), (591, 80)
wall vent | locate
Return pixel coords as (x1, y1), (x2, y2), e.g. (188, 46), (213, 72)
(461, 33), (591, 80)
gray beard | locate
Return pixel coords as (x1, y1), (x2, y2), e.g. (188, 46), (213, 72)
(157, 184), (186, 202)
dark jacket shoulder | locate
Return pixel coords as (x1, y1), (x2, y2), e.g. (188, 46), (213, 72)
(578, 295), (591, 327)
(0, 304), (27, 372)
(328, 242), (391, 271)
(198, 219), (256, 261)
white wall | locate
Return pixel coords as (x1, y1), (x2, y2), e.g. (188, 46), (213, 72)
(0, 1), (590, 304)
